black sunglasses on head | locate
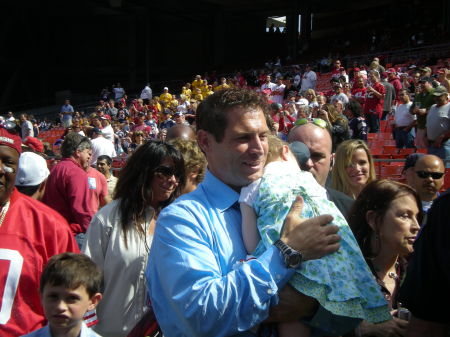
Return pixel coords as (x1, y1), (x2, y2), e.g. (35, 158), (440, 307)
(415, 170), (444, 179)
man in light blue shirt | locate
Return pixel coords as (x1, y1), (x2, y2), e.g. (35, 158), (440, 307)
(147, 88), (340, 336)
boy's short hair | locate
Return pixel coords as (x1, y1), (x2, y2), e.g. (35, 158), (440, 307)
(40, 252), (103, 297)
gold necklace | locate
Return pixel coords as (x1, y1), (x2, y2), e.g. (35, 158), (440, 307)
(0, 201), (10, 227)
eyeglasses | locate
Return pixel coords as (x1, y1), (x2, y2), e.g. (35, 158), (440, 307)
(154, 166), (180, 181)
(415, 171), (444, 179)
(294, 118), (328, 129)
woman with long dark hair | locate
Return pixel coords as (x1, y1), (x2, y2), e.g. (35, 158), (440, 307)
(83, 140), (185, 337)
(347, 180), (422, 336)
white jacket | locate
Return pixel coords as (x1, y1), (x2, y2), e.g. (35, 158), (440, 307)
(83, 200), (153, 337)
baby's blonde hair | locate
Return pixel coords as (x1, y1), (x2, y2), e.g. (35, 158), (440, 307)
(267, 134), (286, 164)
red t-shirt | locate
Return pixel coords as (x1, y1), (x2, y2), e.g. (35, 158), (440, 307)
(351, 87), (367, 106)
(42, 158), (94, 234)
(364, 82), (386, 117)
(0, 190), (79, 336)
(87, 167), (109, 213)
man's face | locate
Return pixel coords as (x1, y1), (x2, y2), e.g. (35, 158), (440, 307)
(435, 94), (448, 106)
(411, 156), (445, 202)
(174, 114), (185, 124)
(91, 118), (101, 127)
(266, 76), (271, 83)
(96, 159), (111, 175)
(420, 81), (432, 92)
(77, 148), (92, 170)
(334, 60), (341, 68)
(197, 107), (269, 191)
(0, 146), (19, 205)
(399, 91), (410, 104)
(288, 124), (332, 186)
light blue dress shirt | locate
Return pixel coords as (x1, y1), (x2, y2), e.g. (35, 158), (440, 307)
(146, 170), (295, 337)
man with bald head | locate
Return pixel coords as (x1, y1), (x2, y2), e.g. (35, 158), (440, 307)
(165, 124), (196, 141)
(406, 154), (445, 219)
(288, 122), (354, 217)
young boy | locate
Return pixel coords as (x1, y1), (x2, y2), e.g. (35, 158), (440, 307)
(22, 253), (103, 337)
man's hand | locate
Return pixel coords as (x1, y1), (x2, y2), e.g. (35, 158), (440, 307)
(359, 318), (408, 337)
(280, 196), (340, 260)
(265, 285), (318, 322)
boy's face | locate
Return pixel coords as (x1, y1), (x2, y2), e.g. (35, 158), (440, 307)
(41, 284), (101, 334)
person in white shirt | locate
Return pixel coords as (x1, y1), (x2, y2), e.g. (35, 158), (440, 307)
(100, 117), (115, 143)
(394, 89), (416, 148)
(19, 113), (34, 140)
(260, 75), (277, 100)
(330, 83), (349, 106)
(90, 127), (116, 166)
(113, 83), (125, 101)
(271, 77), (286, 104)
(140, 84), (152, 104)
(300, 64), (317, 92)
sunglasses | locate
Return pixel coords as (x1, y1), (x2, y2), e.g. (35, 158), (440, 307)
(154, 166), (180, 181)
(294, 118), (328, 129)
(415, 171), (444, 179)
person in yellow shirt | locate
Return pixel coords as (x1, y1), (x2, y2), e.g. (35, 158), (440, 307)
(191, 75), (204, 92)
(202, 85), (214, 99)
(159, 87), (173, 105)
(170, 95), (179, 110)
(193, 88), (204, 101)
(214, 77), (230, 91)
(181, 85), (192, 100)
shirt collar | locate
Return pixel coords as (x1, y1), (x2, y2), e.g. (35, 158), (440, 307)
(201, 170), (240, 212)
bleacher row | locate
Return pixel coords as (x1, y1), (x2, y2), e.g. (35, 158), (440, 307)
(368, 119), (450, 191)
(39, 118), (450, 191)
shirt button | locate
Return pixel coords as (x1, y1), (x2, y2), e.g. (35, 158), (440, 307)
(267, 289), (273, 295)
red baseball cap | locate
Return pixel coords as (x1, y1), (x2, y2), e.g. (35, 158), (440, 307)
(0, 127), (22, 154)
(24, 136), (44, 153)
(386, 68), (397, 74)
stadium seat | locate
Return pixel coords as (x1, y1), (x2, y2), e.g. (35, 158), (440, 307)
(398, 148), (415, 155)
(383, 146), (398, 155)
(380, 165), (404, 176)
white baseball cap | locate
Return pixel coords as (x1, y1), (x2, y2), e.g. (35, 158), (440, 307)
(15, 152), (50, 186)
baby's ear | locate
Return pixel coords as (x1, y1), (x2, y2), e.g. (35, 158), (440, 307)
(88, 293), (103, 311)
(280, 145), (291, 161)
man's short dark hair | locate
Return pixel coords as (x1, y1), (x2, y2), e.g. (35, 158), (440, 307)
(61, 132), (92, 158)
(40, 252), (103, 297)
(196, 88), (271, 142)
(97, 155), (112, 166)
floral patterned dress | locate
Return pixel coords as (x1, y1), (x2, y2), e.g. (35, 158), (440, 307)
(240, 161), (391, 336)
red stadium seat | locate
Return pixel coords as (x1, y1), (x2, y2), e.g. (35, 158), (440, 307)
(380, 165), (404, 176)
(398, 148), (415, 155)
(383, 146), (398, 155)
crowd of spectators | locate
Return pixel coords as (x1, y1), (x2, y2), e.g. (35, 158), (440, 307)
(1, 52), (449, 337)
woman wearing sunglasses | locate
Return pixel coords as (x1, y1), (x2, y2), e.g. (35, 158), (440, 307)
(83, 140), (185, 337)
(347, 180), (422, 336)
(332, 139), (376, 199)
